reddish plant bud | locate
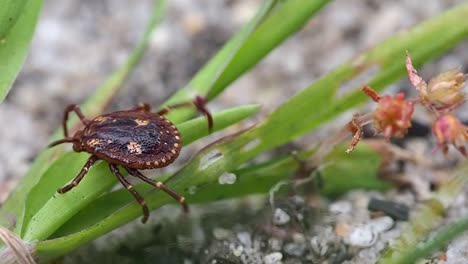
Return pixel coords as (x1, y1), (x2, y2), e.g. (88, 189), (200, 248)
(432, 114), (468, 156)
(373, 92), (414, 140)
(345, 86), (414, 154)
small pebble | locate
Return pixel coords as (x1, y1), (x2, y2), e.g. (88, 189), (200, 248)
(335, 222), (350, 237)
(269, 238), (283, 251)
(368, 216), (394, 233)
(330, 200), (353, 214)
(231, 245), (243, 257)
(237, 232), (252, 248)
(346, 225), (377, 248)
(283, 242), (306, 257)
(310, 226), (337, 256)
(292, 232), (306, 243)
(345, 217), (394, 248)
(446, 234), (468, 263)
(264, 252), (283, 264)
(273, 208), (291, 225)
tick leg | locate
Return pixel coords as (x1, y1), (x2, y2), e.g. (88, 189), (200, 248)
(62, 104), (90, 137)
(110, 164), (150, 223)
(58, 155), (98, 193)
(48, 137), (77, 148)
(133, 103), (151, 112)
(157, 96), (213, 132)
(125, 168), (189, 213)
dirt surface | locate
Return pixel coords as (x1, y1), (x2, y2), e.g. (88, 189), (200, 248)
(1, 0), (468, 263)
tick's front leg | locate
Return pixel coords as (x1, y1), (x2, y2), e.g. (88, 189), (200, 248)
(58, 155), (98, 193)
(62, 104), (90, 137)
(157, 96), (213, 132)
(133, 103), (151, 112)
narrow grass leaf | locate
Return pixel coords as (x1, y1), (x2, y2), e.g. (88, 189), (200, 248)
(0, 0), (42, 103)
(163, 0), (329, 122)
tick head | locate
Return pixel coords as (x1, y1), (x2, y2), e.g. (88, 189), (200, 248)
(71, 130), (86, 152)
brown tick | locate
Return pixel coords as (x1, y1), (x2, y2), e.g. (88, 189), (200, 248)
(49, 96), (213, 223)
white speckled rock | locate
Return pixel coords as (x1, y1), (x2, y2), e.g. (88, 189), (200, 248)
(345, 217), (394, 248)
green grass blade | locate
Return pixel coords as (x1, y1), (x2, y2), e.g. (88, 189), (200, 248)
(162, 0), (329, 122)
(204, 0), (277, 99)
(206, 0), (330, 100)
(2, 0), (167, 232)
(0, 0), (42, 103)
(0, 0), (28, 38)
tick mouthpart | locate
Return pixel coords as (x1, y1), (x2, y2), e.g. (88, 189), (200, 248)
(48, 137), (77, 147)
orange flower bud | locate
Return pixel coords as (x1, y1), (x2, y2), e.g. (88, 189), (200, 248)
(373, 92), (414, 140)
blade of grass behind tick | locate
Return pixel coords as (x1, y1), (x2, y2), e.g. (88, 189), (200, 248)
(0, 0), (42, 103)
(20, 105), (259, 243)
(33, 4), (468, 257)
(3, 0), (167, 235)
(162, 0), (329, 122)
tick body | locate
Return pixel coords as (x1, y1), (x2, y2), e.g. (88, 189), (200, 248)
(82, 111), (181, 169)
(49, 97), (212, 223)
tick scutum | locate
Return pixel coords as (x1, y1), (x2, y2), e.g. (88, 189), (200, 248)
(82, 111), (182, 169)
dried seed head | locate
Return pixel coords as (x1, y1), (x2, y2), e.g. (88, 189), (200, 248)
(432, 114), (468, 156)
(373, 92), (414, 140)
(426, 69), (466, 112)
(406, 52), (466, 113)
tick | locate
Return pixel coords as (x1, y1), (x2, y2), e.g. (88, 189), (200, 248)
(49, 96), (213, 223)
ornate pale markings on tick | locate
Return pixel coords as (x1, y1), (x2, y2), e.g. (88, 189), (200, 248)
(48, 96), (213, 223)
(94, 116), (108, 122)
(88, 138), (101, 147)
(127, 142), (143, 154)
(134, 119), (149, 126)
